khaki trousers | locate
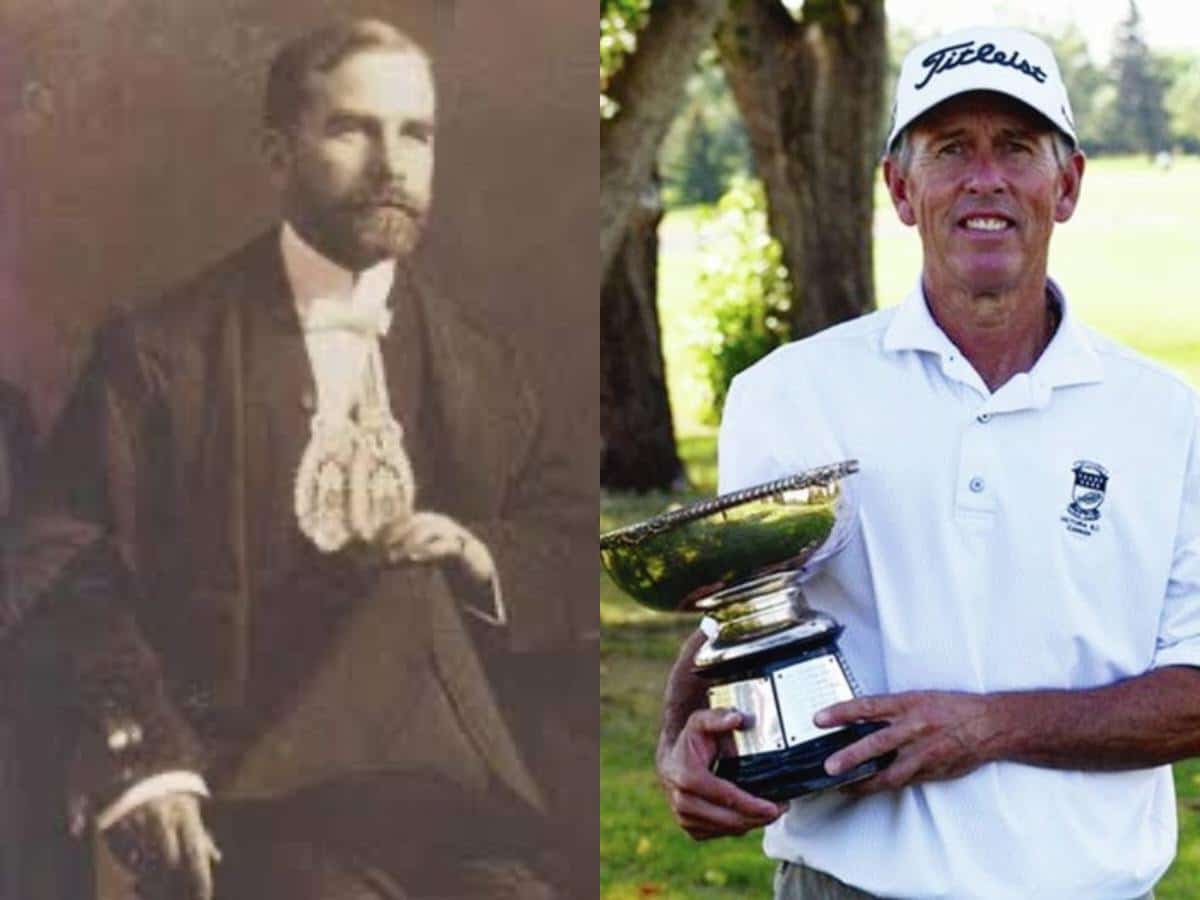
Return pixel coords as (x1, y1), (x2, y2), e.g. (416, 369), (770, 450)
(773, 860), (1156, 900)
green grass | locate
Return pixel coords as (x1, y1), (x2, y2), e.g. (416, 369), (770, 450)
(601, 489), (770, 900)
(604, 156), (1200, 899)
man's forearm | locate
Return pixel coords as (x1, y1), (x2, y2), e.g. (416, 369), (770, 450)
(658, 629), (709, 757)
(985, 665), (1200, 770)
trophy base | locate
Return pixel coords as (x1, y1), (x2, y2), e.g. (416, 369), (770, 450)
(714, 720), (893, 802)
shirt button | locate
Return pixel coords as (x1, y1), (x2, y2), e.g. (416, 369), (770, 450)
(969, 476), (985, 493)
(976, 413), (991, 423)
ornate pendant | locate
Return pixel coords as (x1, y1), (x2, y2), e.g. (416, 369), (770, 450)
(349, 413), (416, 543)
(294, 417), (357, 552)
(295, 333), (415, 553)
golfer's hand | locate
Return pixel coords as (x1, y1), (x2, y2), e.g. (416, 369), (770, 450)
(380, 511), (495, 583)
(105, 793), (221, 900)
(656, 708), (786, 840)
(816, 690), (1000, 796)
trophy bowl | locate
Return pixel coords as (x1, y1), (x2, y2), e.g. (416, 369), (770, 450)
(601, 461), (893, 801)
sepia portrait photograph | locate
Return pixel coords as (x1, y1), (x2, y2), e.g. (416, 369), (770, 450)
(1, 2), (597, 898)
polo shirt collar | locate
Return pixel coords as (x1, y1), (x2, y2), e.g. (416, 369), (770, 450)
(882, 276), (1104, 397)
(882, 278), (960, 358)
(1032, 279), (1104, 391)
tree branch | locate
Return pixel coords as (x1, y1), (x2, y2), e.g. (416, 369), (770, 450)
(600, 0), (729, 277)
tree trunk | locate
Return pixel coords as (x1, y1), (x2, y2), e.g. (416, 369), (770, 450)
(601, 0), (729, 278)
(600, 181), (684, 492)
(601, 2), (725, 492)
(717, 0), (886, 338)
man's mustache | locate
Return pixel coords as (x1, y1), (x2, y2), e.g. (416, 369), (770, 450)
(346, 186), (423, 217)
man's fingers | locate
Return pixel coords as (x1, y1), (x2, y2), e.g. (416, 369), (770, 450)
(405, 533), (461, 559)
(384, 512), (470, 563)
(841, 746), (922, 796)
(707, 774), (782, 821)
(814, 693), (902, 728)
(178, 814), (216, 900)
(668, 761), (781, 821)
(685, 707), (746, 736)
(206, 830), (223, 863)
(670, 707), (782, 817)
(875, 747), (925, 790)
(659, 705), (789, 840)
(398, 512), (457, 543)
(673, 788), (780, 838)
(824, 719), (916, 776)
(675, 800), (769, 840)
(151, 811), (181, 870)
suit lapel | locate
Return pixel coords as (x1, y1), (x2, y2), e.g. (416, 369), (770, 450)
(237, 232), (318, 580)
(384, 273), (544, 807)
(405, 273), (517, 518)
(378, 266), (432, 500)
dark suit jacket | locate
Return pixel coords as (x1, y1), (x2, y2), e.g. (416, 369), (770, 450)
(35, 228), (591, 829)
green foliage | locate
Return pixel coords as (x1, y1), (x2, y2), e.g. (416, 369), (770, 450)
(600, 0), (651, 118)
(694, 177), (792, 422)
(1165, 52), (1200, 152)
(658, 53), (752, 207)
(1037, 26), (1109, 152)
(1109, 0), (1170, 155)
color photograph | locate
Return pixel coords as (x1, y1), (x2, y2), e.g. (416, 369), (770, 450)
(602, 2), (1200, 897)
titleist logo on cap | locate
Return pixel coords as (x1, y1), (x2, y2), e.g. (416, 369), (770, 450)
(915, 40), (1047, 90)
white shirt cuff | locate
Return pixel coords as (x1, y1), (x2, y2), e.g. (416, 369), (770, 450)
(95, 771), (209, 831)
(464, 567), (507, 627)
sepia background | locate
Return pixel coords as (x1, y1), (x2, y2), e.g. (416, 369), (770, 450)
(1, 0), (596, 436)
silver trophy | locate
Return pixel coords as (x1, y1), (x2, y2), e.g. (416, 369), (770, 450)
(600, 461), (891, 800)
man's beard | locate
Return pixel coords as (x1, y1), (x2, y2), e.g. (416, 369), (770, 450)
(303, 186), (428, 270)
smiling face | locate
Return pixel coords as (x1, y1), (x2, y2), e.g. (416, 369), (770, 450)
(265, 48), (436, 270)
(884, 91), (1083, 303)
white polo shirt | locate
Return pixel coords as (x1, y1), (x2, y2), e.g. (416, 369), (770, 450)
(718, 280), (1200, 900)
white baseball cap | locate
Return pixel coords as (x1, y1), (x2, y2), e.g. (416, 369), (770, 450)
(886, 26), (1077, 152)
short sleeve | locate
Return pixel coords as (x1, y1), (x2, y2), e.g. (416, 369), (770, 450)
(717, 357), (819, 495)
(719, 373), (775, 494)
(1154, 395), (1200, 669)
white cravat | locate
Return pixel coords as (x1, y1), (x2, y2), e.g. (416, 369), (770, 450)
(281, 223), (416, 552)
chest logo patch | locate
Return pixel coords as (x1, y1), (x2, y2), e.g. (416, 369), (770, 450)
(1062, 460), (1107, 535)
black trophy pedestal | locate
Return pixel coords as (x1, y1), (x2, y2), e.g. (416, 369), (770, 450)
(698, 619), (895, 802)
(714, 720), (891, 801)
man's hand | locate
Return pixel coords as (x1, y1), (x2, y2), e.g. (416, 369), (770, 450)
(816, 691), (1003, 796)
(105, 793), (221, 900)
(380, 511), (494, 583)
(657, 708), (787, 840)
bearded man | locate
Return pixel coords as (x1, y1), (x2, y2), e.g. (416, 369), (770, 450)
(31, 18), (588, 900)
